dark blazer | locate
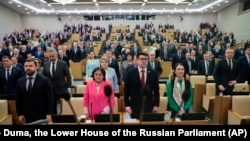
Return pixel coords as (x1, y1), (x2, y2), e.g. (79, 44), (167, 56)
(237, 55), (250, 84)
(0, 67), (24, 99)
(43, 60), (72, 98)
(172, 53), (185, 69)
(124, 67), (160, 119)
(58, 55), (70, 67)
(197, 60), (214, 75)
(16, 73), (54, 123)
(213, 58), (239, 95)
(181, 59), (195, 75)
(147, 60), (163, 78)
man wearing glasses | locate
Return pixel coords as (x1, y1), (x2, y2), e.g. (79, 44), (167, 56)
(124, 52), (160, 119)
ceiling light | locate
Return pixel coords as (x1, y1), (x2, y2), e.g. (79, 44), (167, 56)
(165, 0), (185, 4)
(52, 0), (76, 5)
(111, 0), (130, 4)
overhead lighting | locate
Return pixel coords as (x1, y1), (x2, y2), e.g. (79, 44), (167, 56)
(52, 0), (76, 5)
(165, 0), (185, 4)
(111, 0), (130, 4)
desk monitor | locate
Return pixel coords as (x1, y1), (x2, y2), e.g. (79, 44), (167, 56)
(51, 115), (76, 123)
(94, 114), (120, 122)
(232, 92), (249, 96)
(142, 113), (165, 122)
(181, 112), (207, 121)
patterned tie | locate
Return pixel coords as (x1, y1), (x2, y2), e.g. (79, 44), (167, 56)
(141, 70), (145, 85)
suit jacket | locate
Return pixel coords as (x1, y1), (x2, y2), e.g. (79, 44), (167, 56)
(237, 55), (250, 84)
(16, 73), (54, 123)
(124, 67), (160, 119)
(0, 67), (24, 99)
(147, 60), (163, 78)
(213, 58), (239, 95)
(181, 59), (195, 75)
(197, 60), (214, 75)
(43, 60), (72, 98)
(172, 53), (185, 69)
(83, 80), (115, 120)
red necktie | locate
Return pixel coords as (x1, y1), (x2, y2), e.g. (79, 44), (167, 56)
(141, 70), (145, 85)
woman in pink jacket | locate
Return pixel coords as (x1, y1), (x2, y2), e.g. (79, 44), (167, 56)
(83, 67), (115, 120)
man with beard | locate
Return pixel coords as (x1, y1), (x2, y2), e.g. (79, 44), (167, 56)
(16, 58), (54, 124)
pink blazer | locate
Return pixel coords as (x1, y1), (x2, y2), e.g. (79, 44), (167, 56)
(83, 80), (115, 120)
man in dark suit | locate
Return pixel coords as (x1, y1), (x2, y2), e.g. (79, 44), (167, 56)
(213, 48), (239, 96)
(147, 51), (162, 78)
(197, 53), (214, 75)
(43, 48), (72, 114)
(172, 47), (185, 69)
(16, 58), (54, 124)
(124, 52), (160, 119)
(58, 49), (70, 67)
(237, 45), (250, 84)
(0, 55), (24, 100)
(181, 52), (196, 76)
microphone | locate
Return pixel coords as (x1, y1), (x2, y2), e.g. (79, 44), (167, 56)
(139, 84), (150, 124)
(104, 85), (113, 124)
(62, 92), (80, 124)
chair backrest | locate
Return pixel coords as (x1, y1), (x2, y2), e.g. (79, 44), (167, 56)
(233, 83), (249, 92)
(231, 96), (250, 116)
(205, 83), (216, 97)
(61, 97), (119, 118)
(189, 75), (206, 88)
(75, 85), (86, 94)
(159, 84), (167, 97)
(158, 97), (168, 113)
(0, 100), (8, 119)
(61, 97), (84, 117)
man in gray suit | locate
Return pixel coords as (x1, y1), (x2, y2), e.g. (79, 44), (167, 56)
(43, 48), (72, 114)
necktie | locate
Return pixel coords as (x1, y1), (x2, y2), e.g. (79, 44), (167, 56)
(7, 69), (10, 81)
(28, 77), (33, 94)
(248, 57), (250, 68)
(52, 62), (55, 76)
(141, 70), (145, 85)
(228, 59), (232, 70)
(151, 61), (154, 70)
(206, 61), (209, 75)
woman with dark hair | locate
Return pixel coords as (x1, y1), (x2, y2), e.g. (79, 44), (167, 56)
(83, 67), (115, 120)
(120, 52), (134, 83)
(165, 63), (193, 119)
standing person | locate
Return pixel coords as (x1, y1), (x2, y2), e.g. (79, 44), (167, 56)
(85, 51), (100, 78)
(124, 52), (160, 119)
(237, 45), (250, 84)
(16, 58), (54, 124)
(100, 56), (118, 92)
(83, 67), (115, 120)
(166, 63), (193, 118)
(43, 48), (72, 114)
(147, 51), (163, 78)
(0, 56), (24, 99)
(213, 47), (239, 96)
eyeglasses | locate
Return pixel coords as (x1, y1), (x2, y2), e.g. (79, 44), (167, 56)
(138, 58), (148, 61)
